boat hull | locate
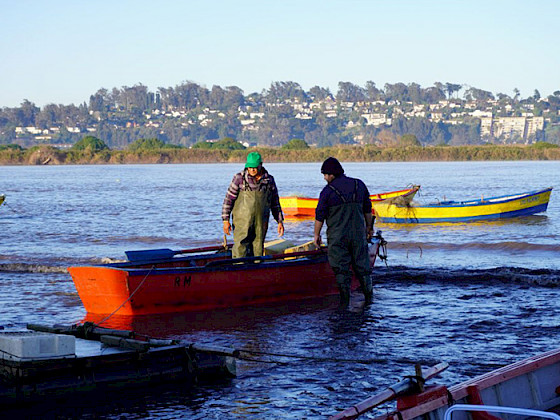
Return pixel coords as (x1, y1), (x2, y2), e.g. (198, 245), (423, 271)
(373, 187), (552, 223)
(69, 242), (381, 316)
(281, 186), (420, 218)
(372, 346), (560, 420)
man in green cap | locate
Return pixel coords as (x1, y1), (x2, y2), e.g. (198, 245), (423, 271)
(222, 152), (285, 258)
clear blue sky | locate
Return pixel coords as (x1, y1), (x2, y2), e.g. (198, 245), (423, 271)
(1, 0), (559, 108)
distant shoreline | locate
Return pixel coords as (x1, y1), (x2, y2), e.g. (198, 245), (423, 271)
(1, 144), (559, 165)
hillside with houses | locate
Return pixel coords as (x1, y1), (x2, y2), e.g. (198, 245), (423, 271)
(1, 81), (559, 149)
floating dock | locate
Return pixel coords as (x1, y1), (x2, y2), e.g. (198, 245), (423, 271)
(0, 322), (236, 406)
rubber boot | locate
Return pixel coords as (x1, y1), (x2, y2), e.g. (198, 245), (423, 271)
(364, 290), (373, 305)
(338, 285), (350, 310)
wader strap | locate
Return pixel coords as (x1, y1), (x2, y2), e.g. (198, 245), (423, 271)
(328, 180), (360, 204)
(328, 184), (347, 203)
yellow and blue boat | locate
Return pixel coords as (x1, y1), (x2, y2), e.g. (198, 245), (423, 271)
(373, 187), (553, 223)
(280, 185), (420, 218)
(0, 195), (4, 207)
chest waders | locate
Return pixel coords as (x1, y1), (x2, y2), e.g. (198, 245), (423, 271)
(232, 183), (271, 259)
(326, 180), (373, 308)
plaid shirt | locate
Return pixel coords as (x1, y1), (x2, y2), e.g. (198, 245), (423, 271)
(222, 167), (284, 223)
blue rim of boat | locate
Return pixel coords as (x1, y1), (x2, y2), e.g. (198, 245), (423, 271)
(378, 202), (550, 223)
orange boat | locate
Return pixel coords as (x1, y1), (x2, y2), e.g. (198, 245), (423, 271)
(68, 237), (385, 316)
(280, 185), (420, 218)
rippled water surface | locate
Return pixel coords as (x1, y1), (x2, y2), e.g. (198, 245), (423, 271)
(1, 161), (559, 418)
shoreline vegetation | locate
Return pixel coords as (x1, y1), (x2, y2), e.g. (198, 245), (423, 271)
(1, 143), (559, 165)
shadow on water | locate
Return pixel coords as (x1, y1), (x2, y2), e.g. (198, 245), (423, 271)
(82, 295), (344, 338)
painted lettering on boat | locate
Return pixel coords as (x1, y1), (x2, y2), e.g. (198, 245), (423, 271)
(521, 196), (539, 204)
(174, 275), (191, 287)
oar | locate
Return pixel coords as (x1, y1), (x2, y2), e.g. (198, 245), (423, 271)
(329, 362), (449, 420)
(205, 248), (325, 267)
(125, 244), (231, 262)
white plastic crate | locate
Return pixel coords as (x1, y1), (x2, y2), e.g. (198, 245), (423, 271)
(0, 331), (75, 360)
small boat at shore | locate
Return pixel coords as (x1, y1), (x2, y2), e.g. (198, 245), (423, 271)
(373, 187), (552, 223)
(280, 186), (420, 218)
(0, 195), (5, 207)
(68, 236), (385, 316)
(331, 345), (560, 420)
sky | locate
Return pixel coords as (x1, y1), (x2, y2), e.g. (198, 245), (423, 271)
(1, 0), (559, 108)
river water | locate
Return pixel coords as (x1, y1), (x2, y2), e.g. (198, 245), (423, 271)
(0, 161), (559, 418)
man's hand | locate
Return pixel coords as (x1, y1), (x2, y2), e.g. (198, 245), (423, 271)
(277, 221), (284, 237)
(223, 220), (232, 235)
(313, 219), (324, 248)
(313, 234), (322, 248)
(367, 227), (374, 241)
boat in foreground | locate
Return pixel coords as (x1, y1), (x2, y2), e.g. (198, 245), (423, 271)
(331, 345), (560, 419)
(373, 187), (552, 223)
(68, 237), (384, 316)
(280, 186), (420, 218)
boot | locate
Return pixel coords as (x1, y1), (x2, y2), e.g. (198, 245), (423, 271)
(360, 274), (373, 305)
(338, 286), (350, 310)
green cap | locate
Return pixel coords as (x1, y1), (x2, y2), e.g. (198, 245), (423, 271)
(245, 152), (262, 168)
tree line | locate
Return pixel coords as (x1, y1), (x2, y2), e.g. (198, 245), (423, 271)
(1, 81), (560, 148)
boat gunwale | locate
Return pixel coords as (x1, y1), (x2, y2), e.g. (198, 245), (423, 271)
(70, 251), (332, 277)
(281, 186), (420, 204)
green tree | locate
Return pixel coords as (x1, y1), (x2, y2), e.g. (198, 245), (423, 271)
(445, 83), (462, 99)
(192, 141), (214, 149)
(192, 137), (245, 150)
(212, 137), (246, 150)
(72, 135), (109, 152)
(282, 138), (310, 149)
(128, 137), (178, 151)
(398, 134), (421, 147)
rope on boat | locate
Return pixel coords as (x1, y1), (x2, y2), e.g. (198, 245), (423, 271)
(375, 231), (389, 267)
(93, 265), (156, 328)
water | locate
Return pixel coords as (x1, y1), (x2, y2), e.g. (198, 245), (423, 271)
(1, 161), (559, 418)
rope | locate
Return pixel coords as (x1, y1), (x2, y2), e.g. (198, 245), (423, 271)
(1, 201), (25, 216)
(236, 349), (392, 365)
(232, 349), (506, 371)
(93, 265), (155, 327)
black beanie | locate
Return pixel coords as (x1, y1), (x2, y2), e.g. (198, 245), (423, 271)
(321, 157), (344, 176)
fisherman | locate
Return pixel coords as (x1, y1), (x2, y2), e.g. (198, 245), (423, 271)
(313, 157), (374, 308)
(222, 152), (285, 258)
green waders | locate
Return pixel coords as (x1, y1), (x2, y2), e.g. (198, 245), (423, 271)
(232, 188), (271, 259)
(326, 184), (373, 308)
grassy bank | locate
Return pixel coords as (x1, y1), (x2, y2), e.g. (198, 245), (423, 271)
(1, 144), (559, 165)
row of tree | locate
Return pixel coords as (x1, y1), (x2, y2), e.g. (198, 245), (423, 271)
(2, 81), (560, 148)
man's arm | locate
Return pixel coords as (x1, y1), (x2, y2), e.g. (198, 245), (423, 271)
(222, 173), (242, 235)
(313, 219), (324, 248)
(267, 175), (285, 237)
(364, 212), (374, 241)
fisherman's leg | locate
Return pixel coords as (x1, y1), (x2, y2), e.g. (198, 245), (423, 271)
(232, 223), (254, 259)
(351, 239), (373, 304)
(252, 222), (268, 257)
(328, 242), (352, 309)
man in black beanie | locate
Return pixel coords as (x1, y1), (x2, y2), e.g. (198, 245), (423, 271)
(313, 157), (374, 308)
